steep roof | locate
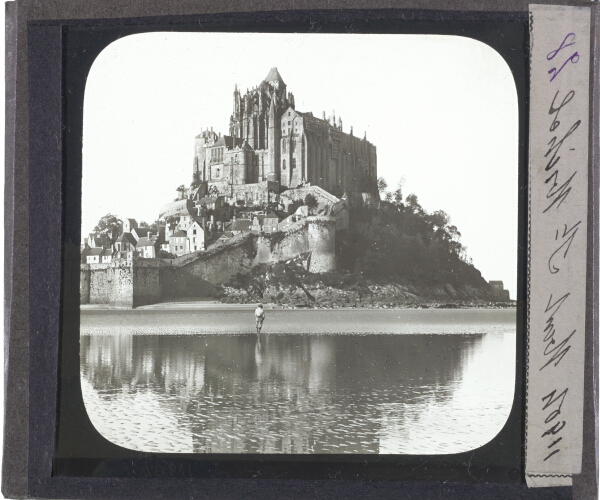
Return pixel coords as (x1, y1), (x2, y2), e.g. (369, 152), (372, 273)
(116, 232), (136, 245)
(88, 248), (104, 256)
(264, 67), (285, 86)
(136, 237), (157, 248)
(173, 230), (187, 238)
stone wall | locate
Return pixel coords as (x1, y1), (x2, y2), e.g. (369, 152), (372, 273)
(80, 264), (90, 304)
(254, 220), (310, 265)
(307, 216), (336, 273)
(132, 260), (163, 308)
(80, 216), (337, 307)
(175, 234), (255, 284)
(82, 261), (134, 308)
(80, 259), (163, 308)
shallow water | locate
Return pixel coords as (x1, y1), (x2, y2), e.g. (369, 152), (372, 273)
(80, 309), (516, 454)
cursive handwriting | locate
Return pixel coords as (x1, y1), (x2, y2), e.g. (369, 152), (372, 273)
(547, 221), (581, 273)
(547, 33), (579, 82)
(543, 89), (580, 213)
(541, 293), (576, 370)
(540, 387), (568, 461)
(545, 90), (580, 172)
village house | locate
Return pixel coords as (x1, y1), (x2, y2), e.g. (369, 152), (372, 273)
(86, 247), (104, 264)
(217, 231), (235, 243)
(186, 222), (207, 253)
(169, 230), (188, 257)
(251, 214), (265, 232)
(115, 232), (136, 253)
(131, 226), (150, 242)
(101, 250), (114, 264)
(263, 212), (280, 233)
(86, 232), (110, 249)
(135, 236), (160, 259)
(80, 244), (91, 264)
(195, 196), (223, 214)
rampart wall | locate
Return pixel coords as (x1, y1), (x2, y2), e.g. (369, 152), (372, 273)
(176, 235), (255, 284)
(80, 217), (336, 307)
(254, 220), (310, 265)
(80, 259), (163, 308)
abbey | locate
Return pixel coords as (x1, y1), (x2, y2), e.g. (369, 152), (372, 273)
(192, 68), (377, 196)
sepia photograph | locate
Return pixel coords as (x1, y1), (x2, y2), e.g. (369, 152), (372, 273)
(78, 32), (518, 455)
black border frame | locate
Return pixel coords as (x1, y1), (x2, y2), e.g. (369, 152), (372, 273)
(4, 2), (597, 498)
(49, 7), (530, 484)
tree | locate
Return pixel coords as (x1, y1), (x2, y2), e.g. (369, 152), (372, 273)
(405, 193), (423, 214)
(176, 185), (186, 199)
(392, 179), (405, 206)
(429, 210), (450, 232)
(165, 216), (180, 233)
(377, 177), (388, 194)
(93, 214), (123, 246)
(191, 172), (201, 190)
(384, 192), (393, 203)
(305, 193), (318, 214)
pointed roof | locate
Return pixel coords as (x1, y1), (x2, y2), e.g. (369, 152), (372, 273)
(264, 67), (285, 86)
(116, 232), (136, 246)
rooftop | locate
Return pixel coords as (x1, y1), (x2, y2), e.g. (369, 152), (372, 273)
(136, 237), (157, 248)
(264, 67), (285, 86)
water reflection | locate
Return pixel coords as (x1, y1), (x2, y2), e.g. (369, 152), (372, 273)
(81, 329), (514, 454)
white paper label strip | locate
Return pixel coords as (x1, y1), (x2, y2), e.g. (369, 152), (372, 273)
(526, 4), (590, 488)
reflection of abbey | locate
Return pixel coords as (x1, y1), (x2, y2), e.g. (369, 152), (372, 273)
(193, 68), (377, 196)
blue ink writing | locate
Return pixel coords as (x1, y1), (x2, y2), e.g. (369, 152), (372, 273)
(547, 33), (579, 82)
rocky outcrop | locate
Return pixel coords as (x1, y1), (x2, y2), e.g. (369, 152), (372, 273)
(217, 262), (514, 309)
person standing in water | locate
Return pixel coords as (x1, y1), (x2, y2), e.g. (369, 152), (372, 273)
(255, 303), (265, 334)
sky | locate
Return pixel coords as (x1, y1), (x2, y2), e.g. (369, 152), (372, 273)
(82, 32), (518, 297)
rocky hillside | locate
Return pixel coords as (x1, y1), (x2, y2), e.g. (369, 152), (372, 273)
(216, 259), (512, 309)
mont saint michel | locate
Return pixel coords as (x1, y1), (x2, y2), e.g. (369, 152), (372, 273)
(80, 67), (510, 309)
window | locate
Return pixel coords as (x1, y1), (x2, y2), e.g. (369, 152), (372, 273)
(282, 159), (286, 170)
(288, 121), (290, 126)
(292, 158), (296, 170)
(288, 111), (290, 116)
(193, 229), (196, 235)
